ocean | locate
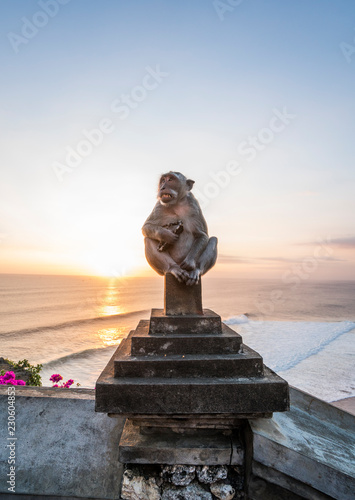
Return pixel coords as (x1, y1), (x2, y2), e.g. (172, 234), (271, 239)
(1, 273), (354, 403)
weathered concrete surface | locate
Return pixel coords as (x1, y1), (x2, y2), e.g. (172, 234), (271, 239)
(96, 352), (288, 415)
(119, 419), (244, 465)
(249, 387), (355, 500)
(149, 309), (221, 334)
(130, 320), (242, 357)
(115, 337), (263, 379)
(97, 368), (288, 416)
(96, 309), (289, 419)
(249, 462), (334, 500)
(164, 273), (203, 315)
(121, 414), (265, 430)
(0, 386), (124, 499)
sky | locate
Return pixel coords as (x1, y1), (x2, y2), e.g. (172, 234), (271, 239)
(0, 0), (355, 280)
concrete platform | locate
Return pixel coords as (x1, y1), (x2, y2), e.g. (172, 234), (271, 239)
(95, 349), (289, 415)
(149, 308), (222, 334)
(114, 333), (263, 379)
(119, 419), (244, 465)
(130, 320), (242, 356)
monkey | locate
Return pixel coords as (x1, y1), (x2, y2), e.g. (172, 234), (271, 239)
(142, 172), (218, 285)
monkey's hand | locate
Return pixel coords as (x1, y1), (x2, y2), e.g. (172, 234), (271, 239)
(180, 257), (196, 271)
(160, 228), (179, 245)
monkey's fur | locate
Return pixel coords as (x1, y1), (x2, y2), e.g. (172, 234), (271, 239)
(142, 172), (217, 285)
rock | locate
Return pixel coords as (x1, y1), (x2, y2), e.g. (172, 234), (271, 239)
(162, 482), (212, 500)
(121, 468), (161, 500)
(210, 481), (235, 500)
(196, 465), (228, 484)
(161, 465), (196, 486)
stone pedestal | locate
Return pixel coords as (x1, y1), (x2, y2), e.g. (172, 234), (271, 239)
(164, 274), (203, 315)
(95, 275), (289, 497)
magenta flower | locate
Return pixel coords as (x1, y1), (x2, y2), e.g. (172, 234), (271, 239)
(0, 372), (26, 385)
(50, 374), (63, 383)
(49, 373), (75, 389)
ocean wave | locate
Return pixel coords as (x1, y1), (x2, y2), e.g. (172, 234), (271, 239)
(224, 314), (250, 325)
(0, 300), (104, 316)
(42, 345), (118, 368)
(227, 319), (355, 372)
(0, 309), (148, 338)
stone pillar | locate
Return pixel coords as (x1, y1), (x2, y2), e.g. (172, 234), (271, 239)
(95, 275), (289, 500)
(164, 273), (203, 316)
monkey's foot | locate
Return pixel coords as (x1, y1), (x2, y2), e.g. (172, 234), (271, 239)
(185, 269), (201, 286)
(166, 266), (190, 284)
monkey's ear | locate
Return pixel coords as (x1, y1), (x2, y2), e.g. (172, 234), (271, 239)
(186, 179), (195, 191)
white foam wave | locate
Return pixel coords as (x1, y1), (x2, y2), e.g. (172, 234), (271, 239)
(225, 314), (249, 325)
(229, 319), (355, 372)
(227, 319), (355, 401)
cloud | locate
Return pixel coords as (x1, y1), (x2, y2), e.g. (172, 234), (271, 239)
(218, 254), (346, 265)
(218, 254), (252, 264)
(260, 256), (346, 263)
(330, 237), (355, 249)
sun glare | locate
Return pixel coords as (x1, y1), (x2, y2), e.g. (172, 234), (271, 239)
(83, 245), (140, 278)
(98, 328), (124, 346)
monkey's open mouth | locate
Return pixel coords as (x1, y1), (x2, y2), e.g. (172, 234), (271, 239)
(161, 193), (173, 200)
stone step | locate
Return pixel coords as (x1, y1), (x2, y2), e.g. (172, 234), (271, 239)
(131, 320), (242, 356)
(149, 309), (222, 334)
(119, 419), (244, 465)
(96, 351), (289, 416)
(114, 338), (263, 379)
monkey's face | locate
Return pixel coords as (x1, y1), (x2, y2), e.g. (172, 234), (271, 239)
(158, 173), (180, 205)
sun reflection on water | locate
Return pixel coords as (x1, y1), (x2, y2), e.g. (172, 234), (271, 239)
(100, 304), (122, 316)
(98, 328), (124, 346)
(99, 280), (126, 317)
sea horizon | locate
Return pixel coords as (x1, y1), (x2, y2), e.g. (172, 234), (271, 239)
(1, 273), (354, 404)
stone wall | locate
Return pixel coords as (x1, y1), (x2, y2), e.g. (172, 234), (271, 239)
(121, 464), (243, 499)
(0, 386), (354, 500)
(0, 386), (124, 499)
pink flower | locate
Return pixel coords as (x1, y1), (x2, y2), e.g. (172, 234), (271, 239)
(50, 374), (63, 383)
(0, 372), (25, 385)
(6, 379), (17, 385)
(50, 375), (75, 388)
